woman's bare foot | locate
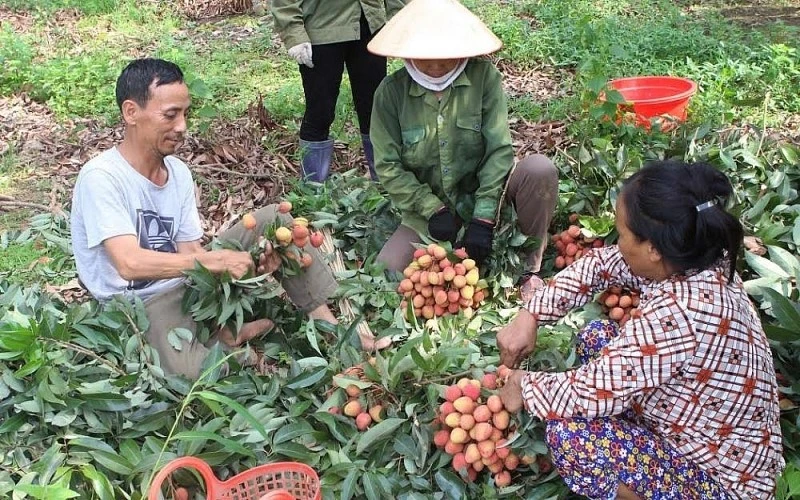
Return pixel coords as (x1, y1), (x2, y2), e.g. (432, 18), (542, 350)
(308, 304), (390, 351)
(308, 304), (339, 325)
(520, 273), (544, 304)
(617, 484), (641, 500)
(218, 318), (274, 347)
(359, 330), (392, 351)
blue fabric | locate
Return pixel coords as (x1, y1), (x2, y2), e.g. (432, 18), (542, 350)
(544, 319), (730, 499)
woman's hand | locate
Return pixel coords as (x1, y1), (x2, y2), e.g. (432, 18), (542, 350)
(496, 309), (539, 368)
(498, 369), (526, 413)
(256, 239), (281, 275)
(287, 42), (313, 68)
(463, 218), (494, 265)
(427, 206), (460, 243)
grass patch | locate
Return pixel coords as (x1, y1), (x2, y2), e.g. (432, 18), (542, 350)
(0, 151), (22, 193)
(0, 26), (35, 95)
(0, 240), (74, 286)
(0, 241), (46, 283)
(468, 0), (800, 126)
(1, 0), (120, 15)
(0, 211), (31, 234)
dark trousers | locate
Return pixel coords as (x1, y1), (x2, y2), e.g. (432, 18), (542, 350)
(376, 154), (559, 273)
(299, 13), (386, 141)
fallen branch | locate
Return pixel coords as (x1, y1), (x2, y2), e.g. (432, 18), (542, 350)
(193, 163), (277, 179)
(40, 337), (127, 377)
(0, 200), (53, 212)
(321, 228), (386, 351)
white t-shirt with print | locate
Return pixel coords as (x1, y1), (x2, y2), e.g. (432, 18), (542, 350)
(70, 147), (203, 302)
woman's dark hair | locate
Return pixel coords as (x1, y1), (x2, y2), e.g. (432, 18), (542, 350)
(620, 160), (743, 280)
(115, 58), (184, 111)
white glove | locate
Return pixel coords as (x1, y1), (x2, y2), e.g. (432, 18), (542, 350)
(288, 42), (314, 68)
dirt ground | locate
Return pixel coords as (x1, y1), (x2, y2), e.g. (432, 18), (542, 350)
(682, 0), (800, 28)
(1, 0), (797, 231)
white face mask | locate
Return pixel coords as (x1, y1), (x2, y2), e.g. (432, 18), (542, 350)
(404, 59), (469, 92)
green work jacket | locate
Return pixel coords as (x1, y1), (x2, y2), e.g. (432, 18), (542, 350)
(371, 58), (515, 235)
(271, 0), (406, 48)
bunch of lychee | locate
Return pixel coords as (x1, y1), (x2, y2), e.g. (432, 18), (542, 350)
(432, 366), (532, 487)
(552, 218), (605, 269)
(397, 244), (487, 319)
(243, 201), (325, 272)
(598, 285), (641, 328)
(327, 362), (385, 432)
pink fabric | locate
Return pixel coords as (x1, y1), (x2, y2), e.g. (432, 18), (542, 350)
(522, 245), (783, 498)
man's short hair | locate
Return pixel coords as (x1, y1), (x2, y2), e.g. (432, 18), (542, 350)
(115, 58), (185, 110)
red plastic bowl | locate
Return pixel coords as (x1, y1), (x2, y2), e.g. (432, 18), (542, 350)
(607, 76), (697, 129)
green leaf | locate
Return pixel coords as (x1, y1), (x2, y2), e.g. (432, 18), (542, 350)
(286, 367), (327, 389)
(305, 320), (322, 356)
(273, 421), (314, 445)
(312, 412), (350, 444)
(89, 451), (135, 476)
(341, 467), (359, 500)
(765, 324), (800, 342)
(172, 430), (254, 457)
(769, 246), (800, 274)
(356, 418), (406, 455)
(780, 144), (799, 165)
(81, 464), (115, 500)
(32, 442), (65, 486)
(272, 441), (315, 461)
(793, 218), (800, 247)
(746, 252), (790, 279)
(51, 409), (77, 427)
(194, 390), (269, 440)
(167, 328), (193, 351)
(409, 348), (430, 371)
(761, 288), (800, 332)
(69, 436), (118, 454)
(0, 414), (25, 434)
(604, 88), (627, 105)
(586, 76), (607, 93)
(363, 472), (382, 500)
(198, 344), (226, 384)
(332, 375), (372, 390)
(14, 484), (79, 500)
(434, 469), (466, 500)
(188, 77), (212, 99)
(79, 392), (131, 412)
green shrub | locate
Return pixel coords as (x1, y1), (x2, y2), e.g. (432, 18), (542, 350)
(1, 0), (120, 15)
(0, 27), (33, 95)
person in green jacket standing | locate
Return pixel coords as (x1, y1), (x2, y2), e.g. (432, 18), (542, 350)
(368, 0), (558, 293)
(271, 0), (405, 182)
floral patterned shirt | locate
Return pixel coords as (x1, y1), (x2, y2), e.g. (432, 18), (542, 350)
(522, 245), (784, 498)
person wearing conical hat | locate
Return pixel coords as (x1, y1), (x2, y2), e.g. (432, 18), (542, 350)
(271, 0), (407, 183)
(368, 0), (558, 293)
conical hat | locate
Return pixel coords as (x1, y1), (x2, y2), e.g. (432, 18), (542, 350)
(368, 0), (502, 59)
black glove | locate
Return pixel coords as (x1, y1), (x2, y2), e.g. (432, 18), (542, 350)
(428, 207), (461, 243)
(463, 219), (494, 265)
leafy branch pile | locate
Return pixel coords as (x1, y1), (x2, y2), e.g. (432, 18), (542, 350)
(1, 0), (800, 497)
(2, 124), (799, 498)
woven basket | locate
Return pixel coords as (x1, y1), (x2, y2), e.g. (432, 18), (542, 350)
(148, 456), (320, 500)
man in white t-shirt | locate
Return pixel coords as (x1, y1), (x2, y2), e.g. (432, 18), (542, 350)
(71, 59), (382, 379)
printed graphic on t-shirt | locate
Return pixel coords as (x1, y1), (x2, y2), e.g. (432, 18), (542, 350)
(129, 209), (177, 290)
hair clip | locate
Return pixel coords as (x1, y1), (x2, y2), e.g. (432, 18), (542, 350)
(695, 199), (718, 212)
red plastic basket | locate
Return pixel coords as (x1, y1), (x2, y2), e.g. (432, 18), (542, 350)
(604, 76), (697, 130)
(148, 457), (321, 500)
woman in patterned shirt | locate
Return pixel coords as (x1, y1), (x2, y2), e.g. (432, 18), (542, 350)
(497, 160), (783, 499)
